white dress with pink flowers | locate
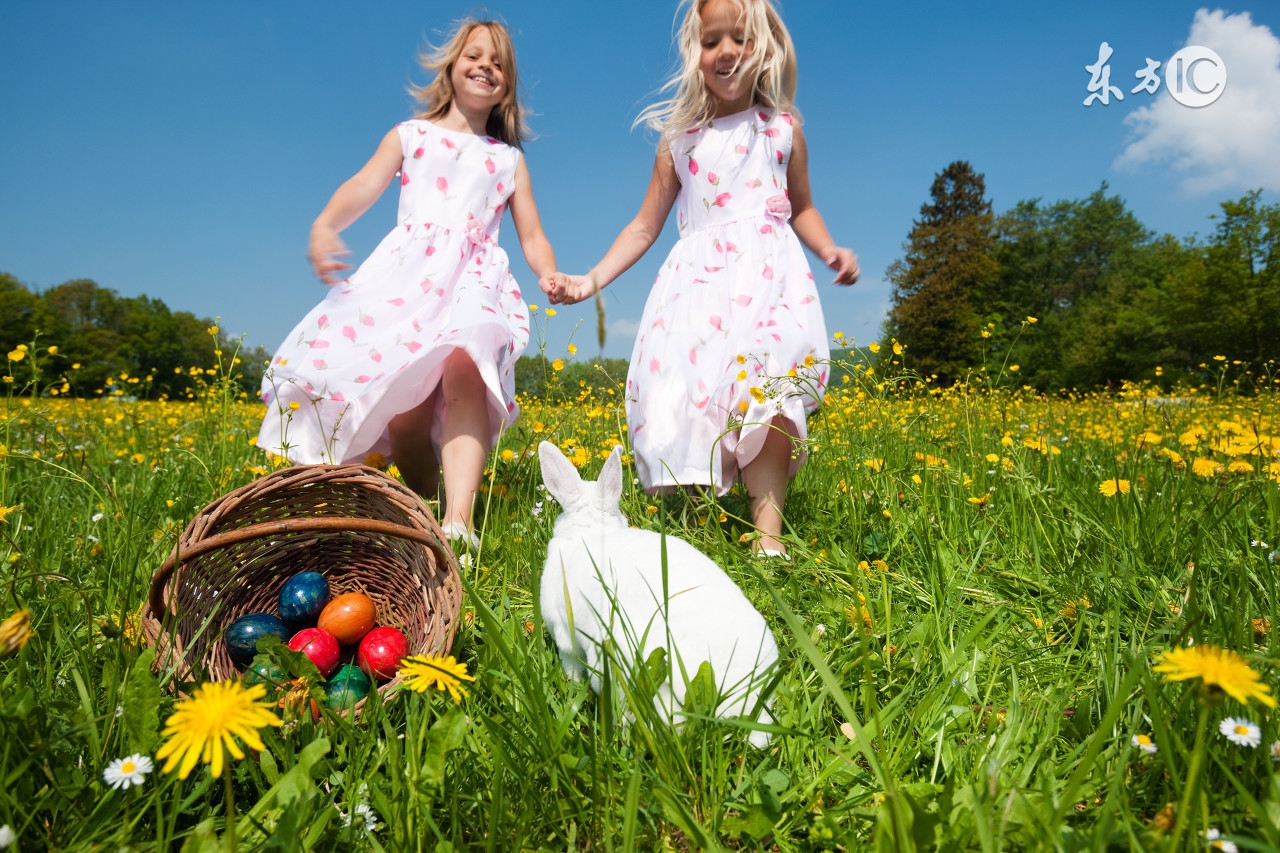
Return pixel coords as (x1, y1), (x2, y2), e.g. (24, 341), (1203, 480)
(627, 107), (830, 494)
(257, 120), (530, 464)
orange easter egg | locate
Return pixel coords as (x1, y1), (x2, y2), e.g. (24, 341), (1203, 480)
(316, 592), (377, 645)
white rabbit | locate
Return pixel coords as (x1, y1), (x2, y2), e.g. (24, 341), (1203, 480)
(538, 441), (779, 748)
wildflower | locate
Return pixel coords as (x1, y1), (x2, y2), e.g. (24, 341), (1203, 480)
(552, 359), (564, 371)
(1026, 316), (1038, 324)
(1130, 733), (1158, 754)
(1008, 364), (1020, 372)
(288, 401), (301, 411)
(1219, 717), (1261, 748)
(1098, 479), (1131, 497)
(645, 505), (658, 515)
(0, 609), (32, 658)
(868, 342), (881, 354)
(1204, 828), (1238, 852)
(206, 325), (218, 336)
(1191, 458), (1222, 477)
(500, 449), (515, 462)
(103, 753), (153, 790)
(398, 654), (475, 702)
(749, 386), (766, 403)
(6, 349), (24, 362)
(968, 494), (990, 506)
(342, 802), (380, 833)
(0, 826), (12, 848)
(1059, 597), (1091, 622)
(1154, 645), (1276, 707)
(0, 505), (19, 523)
(154, 681), (282, 779)
(567, 343), (576, 355)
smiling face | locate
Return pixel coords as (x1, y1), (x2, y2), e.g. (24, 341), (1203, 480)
(450, 25), (508, 116)
(698, 0), (754, 115)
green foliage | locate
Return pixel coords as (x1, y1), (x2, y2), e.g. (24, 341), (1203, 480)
(887, 174), (1280, 391)
(886, 161), (998, 385)
(0, 273), (268, 399)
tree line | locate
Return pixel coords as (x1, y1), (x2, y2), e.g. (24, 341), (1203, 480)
(885, 161), (1280, 389)
(0, 273), (268, 398)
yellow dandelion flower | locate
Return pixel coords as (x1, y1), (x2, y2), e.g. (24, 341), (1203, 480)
(363, 452), (389, 470)
(552, 359), (565, 371)
(1098, 479), (1130, 497)
(0, 505), (19, 523)
(1191, 458), (1222, 478)
(399, 654), (475, 702)
(500, 449), (515, 462)
(968, 494), (990, 506)
(984, 453), (1000, 463)
(864, 458), (884, 472)
(155, 681), (282, 779)
(1228, 460), (1254, 474)
(0, 609), (33, 658)
(1153, 644), (1276, 707)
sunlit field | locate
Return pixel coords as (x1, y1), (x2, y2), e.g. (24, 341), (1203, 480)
(4, 337), (1280, 851)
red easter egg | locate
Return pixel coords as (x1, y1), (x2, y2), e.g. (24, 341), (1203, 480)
(288, 627), (340, 677)
(358, 626), (409, 681)
(317, 592), (377, 645)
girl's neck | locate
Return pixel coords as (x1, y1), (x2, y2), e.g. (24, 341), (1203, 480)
(435, 100), (493, 136)
(708, 93), (755, 119)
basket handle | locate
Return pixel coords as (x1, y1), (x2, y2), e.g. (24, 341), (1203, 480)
(148, 517), (451, 621)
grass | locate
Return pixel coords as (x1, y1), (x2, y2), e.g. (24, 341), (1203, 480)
(3, 341), (1280, 851)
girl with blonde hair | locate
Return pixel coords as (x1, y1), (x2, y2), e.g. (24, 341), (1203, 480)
(259, 19), (557, 550)
(544, 0), (859, 558)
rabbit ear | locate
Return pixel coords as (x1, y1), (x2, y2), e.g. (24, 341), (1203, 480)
(539, 441), (582, 506)
(598, 445), (624, 508)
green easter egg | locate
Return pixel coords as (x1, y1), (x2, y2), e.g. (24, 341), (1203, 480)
(243, 660), (289, 690)
(329, 663), (372, 693)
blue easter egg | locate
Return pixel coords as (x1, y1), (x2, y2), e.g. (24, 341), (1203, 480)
(223, 613), (288, 665)
(277, 571), (330, 629)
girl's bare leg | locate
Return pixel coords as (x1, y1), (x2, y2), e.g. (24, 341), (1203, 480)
(388, 394), (440, 498)
(438, 350), (490, 534)
(741, 417), (794, 555)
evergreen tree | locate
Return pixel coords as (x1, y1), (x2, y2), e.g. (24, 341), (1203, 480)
(886, 161), (997, 384)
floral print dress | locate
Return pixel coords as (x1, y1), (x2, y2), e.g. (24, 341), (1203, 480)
(627, 107), (830, 494)
(257, 120), (530, 464)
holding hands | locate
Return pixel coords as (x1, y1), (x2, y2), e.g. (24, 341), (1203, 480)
(540, 271), (600, 305)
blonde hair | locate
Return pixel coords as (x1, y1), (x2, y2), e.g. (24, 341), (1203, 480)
(410, 19), (529, 148)
(638, 0), (799, 134)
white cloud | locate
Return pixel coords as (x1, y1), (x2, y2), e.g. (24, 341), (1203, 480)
(608, 317), (642, 338)
(1115, 9), (1280, 194)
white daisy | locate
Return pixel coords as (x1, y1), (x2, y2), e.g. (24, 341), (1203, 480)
(102, 753), (153, 790)
(1130, 733), (1158, 754)
(1205, 828), (1239, 852)
(1219, 717), (1262, 748)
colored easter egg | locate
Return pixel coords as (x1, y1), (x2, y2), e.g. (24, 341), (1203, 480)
(316, 592), (377, 645)
(288, 627), (341, 677)
(357, 626), (409, 681)
(223, 613), (288, 665)
(324, 676), (370, 711)
(278, 571), (330, 630)
(242, 660), (289, 690)
(328, 663), (372, 694)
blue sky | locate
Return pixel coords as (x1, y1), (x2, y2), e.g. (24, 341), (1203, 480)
(3, 2), (1278, 361)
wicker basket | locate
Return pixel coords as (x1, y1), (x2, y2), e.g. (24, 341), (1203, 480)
(141, 464), (462, 704)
